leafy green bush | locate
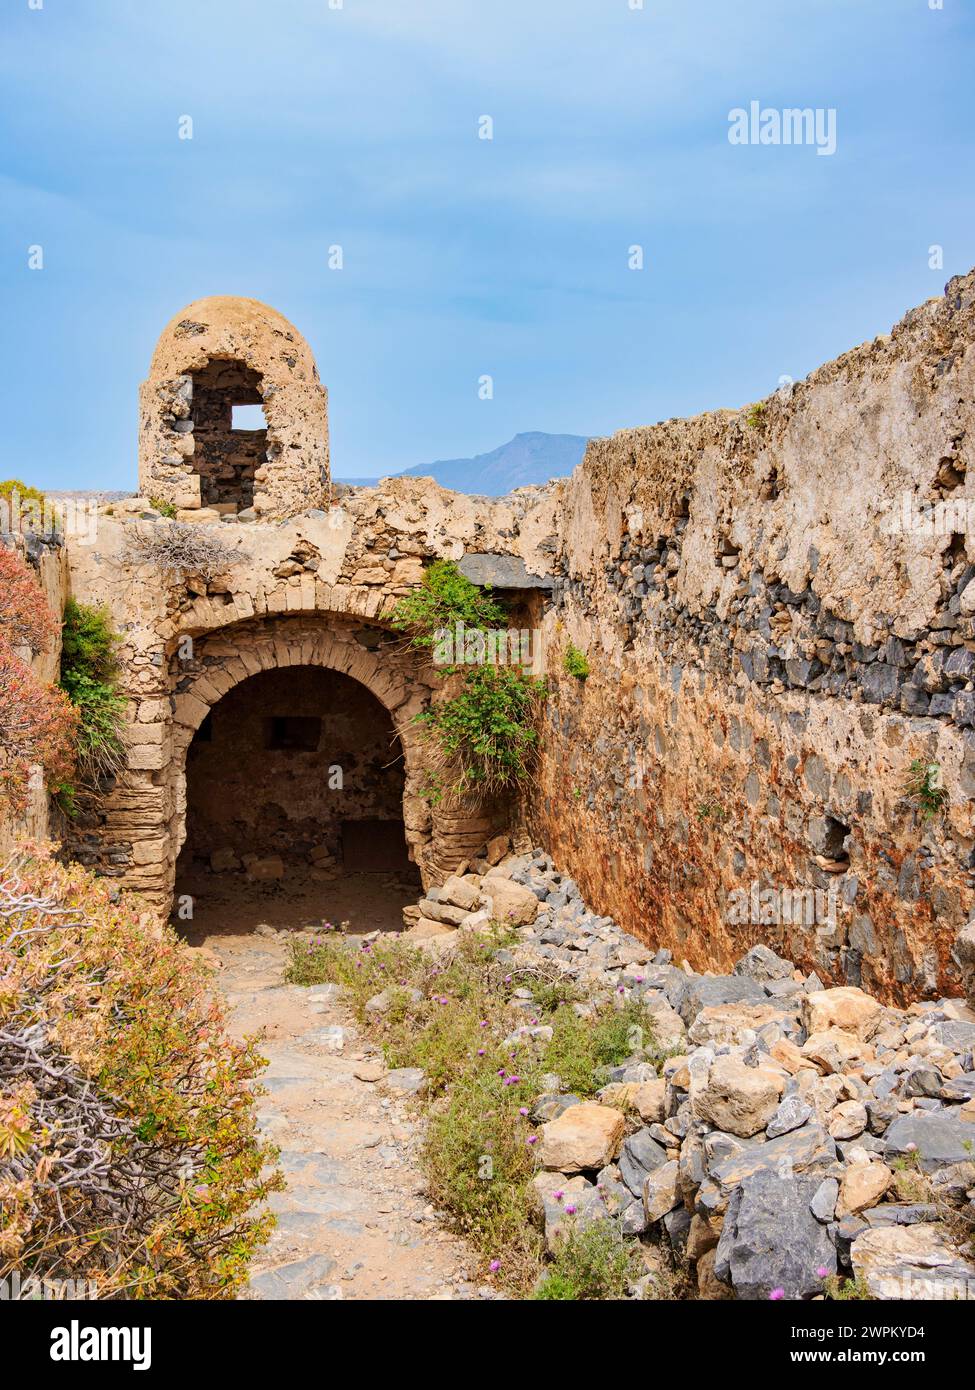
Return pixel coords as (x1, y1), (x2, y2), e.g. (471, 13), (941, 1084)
(418, 665), (547, 800)
(391, 560), (546, 804)
(563, 643), (590, 679)
(532, 1222), (642, 1300)
(0, 849), (281, 1299)
(59, 600), (127, 785)
(391, 559), (507, 652)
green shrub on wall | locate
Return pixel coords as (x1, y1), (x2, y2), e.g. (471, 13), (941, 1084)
(392, 561), (547, 803)
(59, 600), (127, 787)
(391, 558), (507, 652)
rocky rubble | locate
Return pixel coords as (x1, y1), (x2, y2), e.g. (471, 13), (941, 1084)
(401, 842), (975, 1300)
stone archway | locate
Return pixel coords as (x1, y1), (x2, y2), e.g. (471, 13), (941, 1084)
(161, 614), (502, 920)
(178, 664), (413, 875)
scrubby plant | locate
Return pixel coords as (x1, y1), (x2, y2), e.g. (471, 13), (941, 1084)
(0, 548), (78, 813)
(149, 496), (178, 519)
(0, 849), (281, 1299)
(123, 522), (245, 582)
(746, 401), (767, 428)
(0, 480), (53, 532)
(563, 642), (590, 679)
(417, 665), (548, 800)
(822, 1274), (873, 1301)
(391, 559), (507, 652)
(59, 600), (127, 785)
(696, 799), (728, 824)
(286, 929), (659, 1294)
(904, 759), (948, 820)
(390, 560), (546, 804)
(532, 1221), (642, 1300)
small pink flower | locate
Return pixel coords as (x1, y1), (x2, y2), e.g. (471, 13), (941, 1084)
(565, 1204), (577, 1215)
(769, 1288), (785, 1301)
(519, 1107), (529, 1116)
(817, 1267), (829, 1280)
(527, 1135), (537, 1145)
(477, 1048), (486, 1056)
(553, 1190), (564, 1202)
(479, 1020), (488, 1028)
(489, 1259), (501, 1273)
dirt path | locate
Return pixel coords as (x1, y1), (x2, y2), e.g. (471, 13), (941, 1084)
(181, 873), (486, 1301)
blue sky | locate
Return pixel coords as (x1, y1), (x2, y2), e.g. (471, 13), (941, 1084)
(1, 0), (973, 486)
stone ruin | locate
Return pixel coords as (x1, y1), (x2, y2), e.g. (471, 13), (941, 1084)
(6, 274), (975, 1006)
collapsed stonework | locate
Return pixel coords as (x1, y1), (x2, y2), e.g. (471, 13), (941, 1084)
(7, 274), (975, 1005)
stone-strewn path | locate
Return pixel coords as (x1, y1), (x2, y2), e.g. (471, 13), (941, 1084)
(207, 929), (483, 1301)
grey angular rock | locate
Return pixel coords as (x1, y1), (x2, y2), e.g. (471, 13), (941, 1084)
(809, 1177), (839, 1222)
(733, 944), (795, 983)
(767, 1094), (813, 1138)
(714, 1170), (836, 1300)
(670, 974), (768, 1026)
(884, 1113), (975, 1171)
(618, 1127), (669, 1198)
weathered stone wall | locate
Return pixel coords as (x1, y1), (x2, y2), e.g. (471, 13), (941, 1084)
(62, 477), (556, 910)
(0, 533), (68, 857)
(531, 271), (975, 1003)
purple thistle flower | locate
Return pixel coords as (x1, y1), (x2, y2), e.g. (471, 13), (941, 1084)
(769, 1288), (785, 1301)
(489, 1259), (501, 1273)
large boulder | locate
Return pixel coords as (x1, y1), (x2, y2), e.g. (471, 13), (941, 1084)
(695, 1055), (786, 1137)
(835, 1161), (893, 1217)
(537, 1103), (624, 1172)
(884, 1113), (975, 1171)
(801, 1027), (871, 1074)
(851, 1224), (975, 1299)
(439, 875), (482, 912)
(670, 975), (767, 1027)
(714, 1170), (837, 1300)
(688, 1002), (797, 1048)
(733, 944), (795, 983)
(697, 1124), (838, 1213)
(643, 1160), (682, 1222)
(481, 878), (540, 927)
(802, 986), (882, 1041)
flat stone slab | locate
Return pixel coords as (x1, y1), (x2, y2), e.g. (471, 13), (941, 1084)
(884, 1113), (975, 1171)
(851, 1224), (975, 1300)
(457, 552), (554, 591)
(248, 1252), (337, 1300)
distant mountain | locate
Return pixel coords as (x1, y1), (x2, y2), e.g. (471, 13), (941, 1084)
(337, 431), (590, 496)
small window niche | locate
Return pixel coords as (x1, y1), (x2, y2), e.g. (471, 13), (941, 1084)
(232, 403), (267, 431)
(265, 715), (321, 752)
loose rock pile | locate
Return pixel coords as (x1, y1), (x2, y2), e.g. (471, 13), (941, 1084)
(402, 843), (975, 1300)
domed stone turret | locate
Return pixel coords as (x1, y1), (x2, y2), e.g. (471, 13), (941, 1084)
(138, 296), (329, 520)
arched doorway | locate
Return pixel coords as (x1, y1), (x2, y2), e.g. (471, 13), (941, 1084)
(174, 664), (421, 936)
